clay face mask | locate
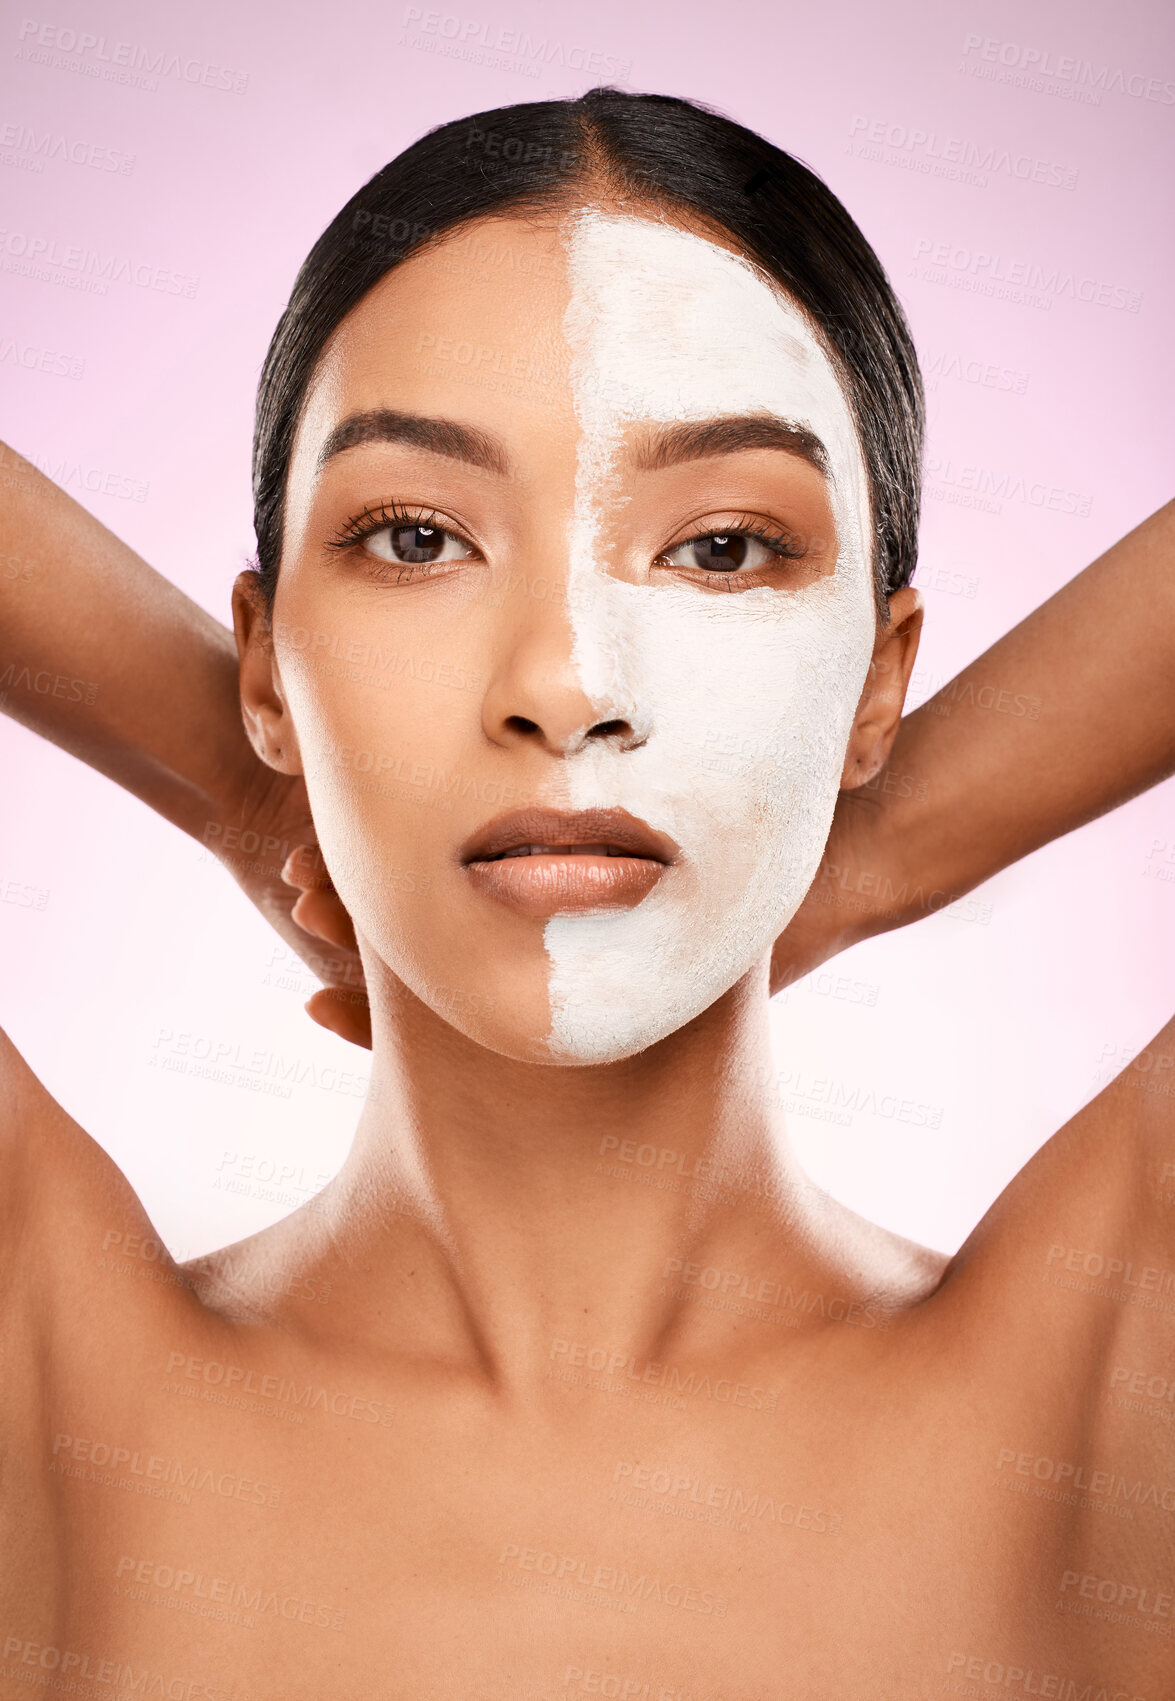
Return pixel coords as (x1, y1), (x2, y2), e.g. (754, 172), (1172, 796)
(541, 211), (877, 1064)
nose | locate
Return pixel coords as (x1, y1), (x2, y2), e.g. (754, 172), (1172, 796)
(481, 591), (649, 758)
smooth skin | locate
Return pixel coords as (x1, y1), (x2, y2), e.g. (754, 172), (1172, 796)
(2, 213), (1174, 1699)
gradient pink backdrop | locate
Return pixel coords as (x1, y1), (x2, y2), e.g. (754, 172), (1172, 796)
(1, 0), (1172, 1257)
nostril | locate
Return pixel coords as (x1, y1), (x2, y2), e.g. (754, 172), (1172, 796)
(496, 712), (645, 753)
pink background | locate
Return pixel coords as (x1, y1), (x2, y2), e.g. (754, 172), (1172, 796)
(1, 0), (1172, 1257)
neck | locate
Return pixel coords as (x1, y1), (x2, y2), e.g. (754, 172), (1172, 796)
(300, 952), (835, 1386)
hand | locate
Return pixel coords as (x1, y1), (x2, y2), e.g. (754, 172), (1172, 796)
(208, 764), (372, 1048)
(769, 785), (896, 996)
(281, 837), (372, 1047)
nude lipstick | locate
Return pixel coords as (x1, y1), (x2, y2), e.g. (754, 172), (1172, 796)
(460, 807), (677, 918)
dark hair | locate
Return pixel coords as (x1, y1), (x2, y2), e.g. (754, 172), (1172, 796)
(252, 88), (923, 613)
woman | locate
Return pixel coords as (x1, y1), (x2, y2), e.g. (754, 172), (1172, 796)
(3, 88), (1173, 1698)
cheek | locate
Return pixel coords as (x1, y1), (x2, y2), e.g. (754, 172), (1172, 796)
(569, 578), (872, 878)
(276, 650), (454, 902)
(544, 586), (872, 1062)
(280, 604), (474, 789)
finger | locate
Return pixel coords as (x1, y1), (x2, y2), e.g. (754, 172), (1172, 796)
(282, 843), (334, 892)
(306, 987), (372, 1050)
(291, 887), (357, 952)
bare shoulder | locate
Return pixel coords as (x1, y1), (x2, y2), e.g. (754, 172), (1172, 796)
(0, 1021), (194, 1348)
(952, 1011), (1175, 1284)
(931, 1013), (1175, 1427)
(0, 1026), (216, 1627)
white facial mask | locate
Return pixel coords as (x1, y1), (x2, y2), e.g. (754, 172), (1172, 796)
(543, 212), (877, 1064)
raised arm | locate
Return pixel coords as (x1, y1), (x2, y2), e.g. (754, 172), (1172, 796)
(0, 442), (364, 1020)
(0, 445), (254, 829)
(771, 498), (1175, 990)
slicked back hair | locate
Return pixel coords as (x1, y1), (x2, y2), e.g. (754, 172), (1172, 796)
(252, 88), (924, 615)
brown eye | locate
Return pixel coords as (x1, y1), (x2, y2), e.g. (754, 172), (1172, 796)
(365, 523), (474, 566)
(662, 531), (789, 573)
(693, 533), (748, 570)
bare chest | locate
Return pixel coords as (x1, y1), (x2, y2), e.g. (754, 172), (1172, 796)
(19, 1345), (1171, 1701)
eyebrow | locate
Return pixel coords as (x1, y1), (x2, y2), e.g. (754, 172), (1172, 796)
(633, 415), (828, 476)
(316, 409), (510, 477)
(315, 408), (828, 481)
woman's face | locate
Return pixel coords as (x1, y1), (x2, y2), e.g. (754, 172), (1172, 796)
(260, 210), (880, 1064)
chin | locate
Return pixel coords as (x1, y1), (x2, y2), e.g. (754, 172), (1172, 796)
(537, 997), (712, 1069)
(540, 1034), (664, 1069)
(538, 893), (786, 1067)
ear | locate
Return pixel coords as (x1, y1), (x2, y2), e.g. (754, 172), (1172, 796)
(232, 569), (303, 776)
(840, 587), (923, 790)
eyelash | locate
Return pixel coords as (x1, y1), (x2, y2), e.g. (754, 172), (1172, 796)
(325, 504), (808, 579)
(325, 500), (455, 553)
(655, 514), (808, 568)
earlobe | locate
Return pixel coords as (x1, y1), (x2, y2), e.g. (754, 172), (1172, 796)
(231, 569), (304, 776)
(839, 586), (923, 790)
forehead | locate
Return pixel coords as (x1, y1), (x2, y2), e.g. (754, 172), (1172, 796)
(563, 212), (841, 428)
(299, 210), (850, 440)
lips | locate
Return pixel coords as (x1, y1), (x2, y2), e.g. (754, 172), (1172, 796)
(460, 807), (677, 918)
